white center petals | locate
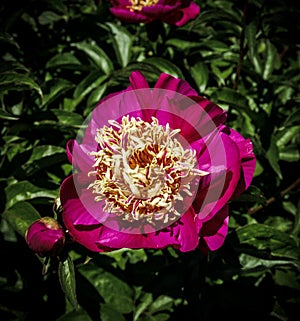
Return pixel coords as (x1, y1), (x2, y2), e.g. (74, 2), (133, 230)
(127, 0), (159, 12)
(88, 116), (209, 226)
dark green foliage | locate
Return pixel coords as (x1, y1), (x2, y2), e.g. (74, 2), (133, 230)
(1, 0), (299, 320)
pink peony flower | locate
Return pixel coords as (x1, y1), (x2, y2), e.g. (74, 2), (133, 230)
(109, 0), (200, 27)
(60, 71), (256, 253)
(25, 217), (65, 257)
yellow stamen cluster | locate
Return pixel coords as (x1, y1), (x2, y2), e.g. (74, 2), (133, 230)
(88, 116), (208, 226)
(127, 0), (159, 11)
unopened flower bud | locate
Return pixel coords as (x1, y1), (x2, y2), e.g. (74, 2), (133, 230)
(25, 217), (65, 257)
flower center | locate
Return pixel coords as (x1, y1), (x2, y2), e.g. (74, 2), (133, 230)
(127, 0), (159, 11)
(88, 116), (208, 226)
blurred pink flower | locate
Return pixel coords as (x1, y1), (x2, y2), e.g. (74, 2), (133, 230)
(60, 71), (256, 253)
(26, 217), (65, 257)
(109, 0), (200, 26)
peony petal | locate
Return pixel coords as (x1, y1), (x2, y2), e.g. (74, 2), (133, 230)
(173, 207), (200, 251)
(190, 96), (227, 130)
(70, 140), (94, 174)
(64, 215), (105, 252)
(129, 71), (150, 89)
(95, 207), (199, 252)
(154, 73), (198, 96)
(220, 126), (256, 198)
(61, 176), (107, 252)
(192, 130), (241, 221)
(95, 226), (175, 250)
(201, 206), (229, 251)
(173, 2), (200, 27)
(66, 139), (74, 164)
(109, 8), (150, 23)
(60, 175), (101, 226)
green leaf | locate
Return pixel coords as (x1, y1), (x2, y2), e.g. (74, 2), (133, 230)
(58, 256), (79, 310)
(201, 40), (229, 52)
(143, 57), (184, 79)
(71, 41), (113, 74)
(266, 137), (282, 179)
(0, 72), (42, 97)
(166, 38), (201, 51)
(0, 32), (20, 49)
(86, 82), (108, 113)
(19, 145), (66, 177)
(279, 145), (300, 162)
(139, 313), (170, 321)
(41, 79), (74, 108)
(190, 61), (209, 92)
(236, 224), (300, 260)
(55, 308), (92, 321)
(0, 109), (20, 120)
(134, 293), (153, 321)
(276, 126), (300, 148)
(273, 269), (300, 290)
(282, 109), (300, 127)
(46, 53), (81, 69)
(245, 21), (257, 58)
(46, 0), (68, 14)
(106, 22), (133, 67)
(0, 61), (29, 74)
(213, 87), (248, 110)
(71, 72), (109, 109)
(27, 145), (66, 162)
(38, 11), (65, 25)
(149, 295), (174, 313)
(79, 263), (134, 314)
(292, 198), (300, 236)
(2, 201), (41, 238)
(52, 109), (84, 127)
(5, 181), (58, 209)
(100, 303), (126, 321)
(239, 253), (299, 274)
(263, 40), (281, 80)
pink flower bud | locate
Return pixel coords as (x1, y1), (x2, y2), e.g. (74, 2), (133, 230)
(25, 217), (65, 257)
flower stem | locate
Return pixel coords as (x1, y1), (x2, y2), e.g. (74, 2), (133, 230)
(227, 0), (248, 120)
(248, 177), (300, 215)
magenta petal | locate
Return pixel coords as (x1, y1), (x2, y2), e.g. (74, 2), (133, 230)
(192, 131), (241, 221)
(66, 140), (74, 164)
(95, 207), (199, 252)
(61, 176), (106, 252)
(173, 207), (200, 251)
(174, 2), (200, 26)
(129, 71), (150, 89)
(220, 126), (256, 198)
(94, 227), (173, 250)
(60, 175), (101, 226)
(109, 8), (150, 23)
(70, 140), (94, 174)
(191, 96), (227, 130)
(91, 89), (146, 128)
(201, 206), (229, 251)
(154, 73), (198, 96)
(63, 212), (105, 252)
